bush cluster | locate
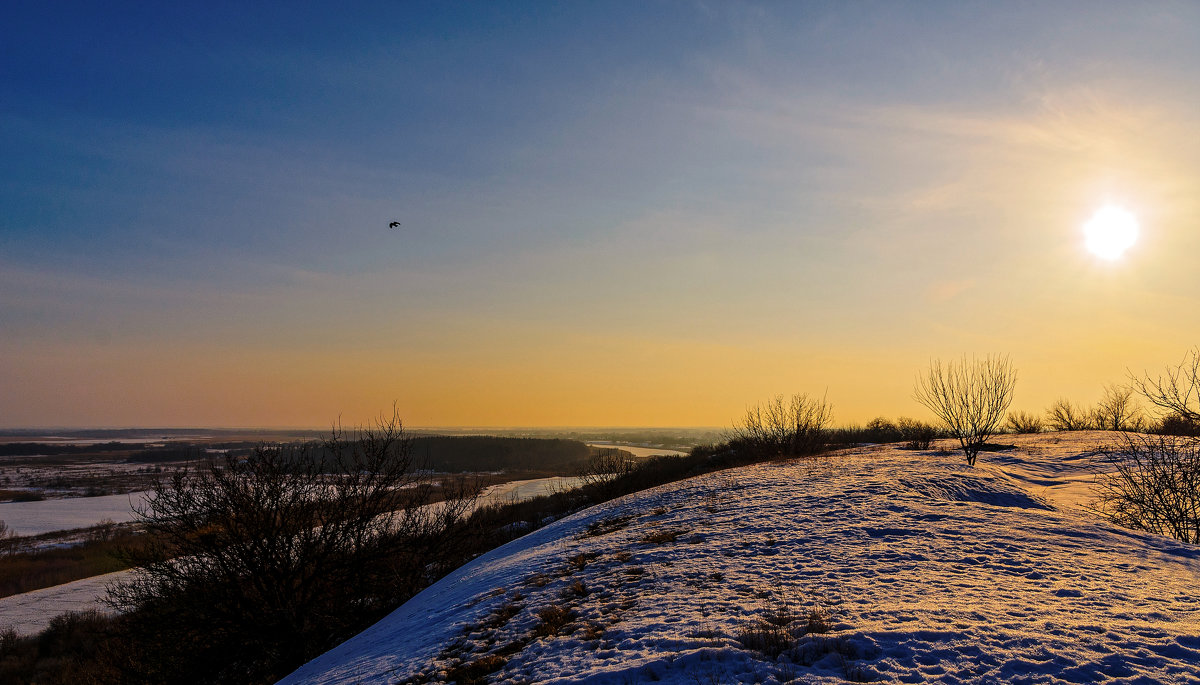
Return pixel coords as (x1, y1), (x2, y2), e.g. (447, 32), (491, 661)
(827, 417), (944, 449)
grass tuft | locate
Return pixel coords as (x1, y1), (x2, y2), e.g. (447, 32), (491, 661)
(639, 528), (688, 544)
(532, 605), (575, 638)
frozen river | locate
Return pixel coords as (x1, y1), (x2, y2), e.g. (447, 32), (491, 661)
(0, 474), (592, 636)
(584, 443), (688, 458)
(0, 491), (152, 536)
(0, 477), (589, 537)
(0, 472), (664, 540)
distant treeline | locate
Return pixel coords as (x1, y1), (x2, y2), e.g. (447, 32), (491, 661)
(0, 442), (140, 457)
(121, 436), (598, 473)
(410, 436), (593, 473)
(0, 435), (602, 474)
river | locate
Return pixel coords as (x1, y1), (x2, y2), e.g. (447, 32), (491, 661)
(0, 476), (591, 537)
(584, 443), (689, 458)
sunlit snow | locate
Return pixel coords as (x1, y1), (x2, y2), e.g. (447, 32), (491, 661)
(281, 432), (1200, 684)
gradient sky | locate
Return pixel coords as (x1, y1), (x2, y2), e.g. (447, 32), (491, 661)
(3, 1), (1200, 428)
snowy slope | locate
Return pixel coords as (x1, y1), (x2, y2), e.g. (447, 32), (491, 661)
(280, 436), (1200, 684)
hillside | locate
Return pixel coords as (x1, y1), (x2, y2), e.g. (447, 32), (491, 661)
(280, 433), (1200, 684)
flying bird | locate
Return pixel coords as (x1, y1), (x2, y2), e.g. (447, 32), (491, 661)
(389, 221), (401, 229)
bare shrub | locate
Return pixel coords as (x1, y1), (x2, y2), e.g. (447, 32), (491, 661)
(1093, 384), (1143, 432)
(1156, 412), (1200, 437)
(1005, 410), (1044, 434)
(87, 518), (119, 543)
(1130, 347), (1200, 425)
(578, 449), (635, 492)
(107, 409), (481, 684)
(914, 355), (1017, 466)
(1045, 398), (1091, 431)
(863, 417), (901, 443)
(1091, 433), (1200, 543)
(729, 393), (833, 458)
(896, 417), (939, 450)
(0, 520), (16, 553)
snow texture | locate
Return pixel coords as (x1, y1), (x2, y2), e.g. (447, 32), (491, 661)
(280, 433), (1200, 684)
(0, 572), (125, 635)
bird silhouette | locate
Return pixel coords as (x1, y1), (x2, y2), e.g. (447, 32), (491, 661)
(389, 221), (401, 229)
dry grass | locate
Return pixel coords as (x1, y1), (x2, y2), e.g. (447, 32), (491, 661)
(482, 601), (524, 630)
(583, 514), (634, 538)
(566, 551), (599, 572)
(445, 654), (507, 684)
(581, 622), (605, 641)
(0, 529), (143, 599)
(639, 528), (688, 544)
(524, 573), (550, 588)
(532, 605), (575, 638)
(736, 598), (838, 660)
(560, 579), (589, 599)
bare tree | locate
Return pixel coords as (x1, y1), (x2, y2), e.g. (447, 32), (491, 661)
(579, 448), (637, 493)
(914, 355), (1017, 466)
(1093, 383), (1143, 432)
(1090, 433), (1200, 544)
(1045, 398), (1091, 431)
(108, 409), (480, 684)
(1130, 348), (1200, 425)
(729, 393), (833, 458)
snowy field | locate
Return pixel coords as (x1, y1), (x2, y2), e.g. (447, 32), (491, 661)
(282, 432), (1200, 684)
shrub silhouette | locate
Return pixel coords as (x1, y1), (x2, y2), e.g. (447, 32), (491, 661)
(1045, 398), (1090, 431)
(1131, 347), (1200, 426)
(728, 393), (833, 459)
(1091, 433), (1200, 544)
(107, 409), (480, 684)
(1093, 384), (1143, 431)
(1005, 410), (1044, 434)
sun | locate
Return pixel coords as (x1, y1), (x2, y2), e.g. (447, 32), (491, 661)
(1083, 205), (1139, 260)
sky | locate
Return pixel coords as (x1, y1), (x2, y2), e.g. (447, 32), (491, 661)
(3, 1), (1200, 428)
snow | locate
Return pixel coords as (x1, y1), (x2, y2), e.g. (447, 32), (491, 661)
(0, 572), (126, 635)
(280, 434), (1200, 684)
(0, 491), (151, 536)
(0, 479), (581, 636)
(585, 444), (690, 458)
(479, 477), (584, 507)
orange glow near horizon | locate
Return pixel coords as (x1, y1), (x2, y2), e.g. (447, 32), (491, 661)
(4, 6), (1200, 430)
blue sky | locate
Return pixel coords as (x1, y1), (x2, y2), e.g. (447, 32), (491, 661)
(4, 2), (1200, 427)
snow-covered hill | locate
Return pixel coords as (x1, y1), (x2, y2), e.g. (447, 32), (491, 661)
(280, 433), (1200, 684)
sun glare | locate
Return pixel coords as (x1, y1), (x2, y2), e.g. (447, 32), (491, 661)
(1083, 205), (1139, 260)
